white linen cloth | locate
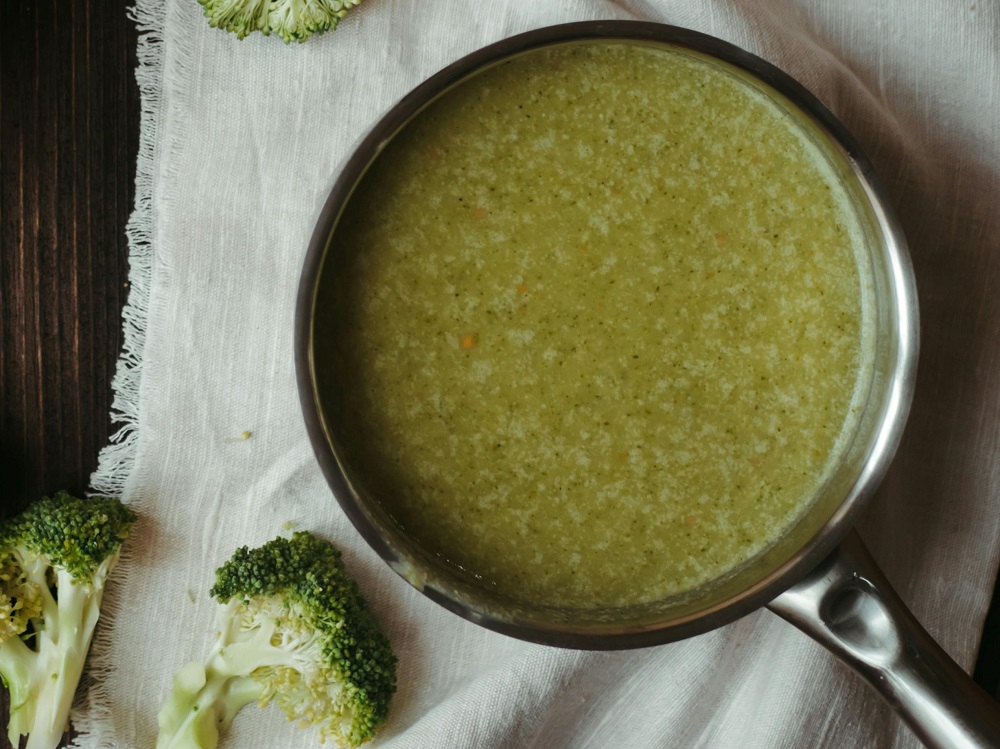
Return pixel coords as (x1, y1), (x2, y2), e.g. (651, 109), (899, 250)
(75, 1), (1000, 747)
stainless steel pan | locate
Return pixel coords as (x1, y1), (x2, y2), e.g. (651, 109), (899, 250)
(295, 22), (1000, 748)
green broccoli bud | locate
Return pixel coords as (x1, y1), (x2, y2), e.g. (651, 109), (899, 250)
(198, 0), (361, 43)
(0, 491), (136, 749)
(156, 531), (397, 749)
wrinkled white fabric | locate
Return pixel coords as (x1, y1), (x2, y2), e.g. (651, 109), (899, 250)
(77, 1), (1000, 747)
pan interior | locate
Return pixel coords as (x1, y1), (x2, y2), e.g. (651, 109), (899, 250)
(308, 37), (899, 641)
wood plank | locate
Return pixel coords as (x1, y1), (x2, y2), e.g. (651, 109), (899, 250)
(0, 1), (137, 745)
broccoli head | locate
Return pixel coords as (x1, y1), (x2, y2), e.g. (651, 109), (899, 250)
(198, 0), (361, 43)
(0, 491), (136, 749)
(156, 531), (397, 749)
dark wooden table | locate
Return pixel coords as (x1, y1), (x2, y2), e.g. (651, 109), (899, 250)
(0, 2), (997, 747)
(2, 2), (137, 746)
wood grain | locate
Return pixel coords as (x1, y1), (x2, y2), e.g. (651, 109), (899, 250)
(0, 2), (996, 748)
(1, 0), (137, 513)
(1, 1), (137, 746)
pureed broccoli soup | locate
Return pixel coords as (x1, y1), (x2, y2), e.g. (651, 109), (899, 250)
(316, 41), (875, 609)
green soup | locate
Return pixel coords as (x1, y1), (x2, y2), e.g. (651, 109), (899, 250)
(316, 41), (873, 609)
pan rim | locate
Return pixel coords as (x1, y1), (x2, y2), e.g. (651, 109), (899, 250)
(294, 21), (919, 649)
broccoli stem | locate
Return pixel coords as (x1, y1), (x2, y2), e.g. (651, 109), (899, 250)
(157, 610), (314, 749)
(23, 556), (58, 626)
(1, 635), (33, 746)
(9, 566), (108, 749)
(156, 657), (262, 749)
(3, 552), (57, 743)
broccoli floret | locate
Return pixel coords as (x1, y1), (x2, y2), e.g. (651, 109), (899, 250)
(198, 0), (361, 43)
(156, 531), (397, 749)
(0, 491), (136, 749)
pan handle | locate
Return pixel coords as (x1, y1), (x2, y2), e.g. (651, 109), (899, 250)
(767, 530), (1000, 749)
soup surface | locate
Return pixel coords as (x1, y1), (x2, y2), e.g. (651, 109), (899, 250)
(317, 41), (871, 608)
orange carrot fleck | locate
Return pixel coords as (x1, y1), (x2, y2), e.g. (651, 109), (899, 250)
(460, 333), (478, 350)
(516, 284), (527, 294)
(714, 233), (727, 246)
(472, 207), (488, 220)
(683, 514), (699, 525)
